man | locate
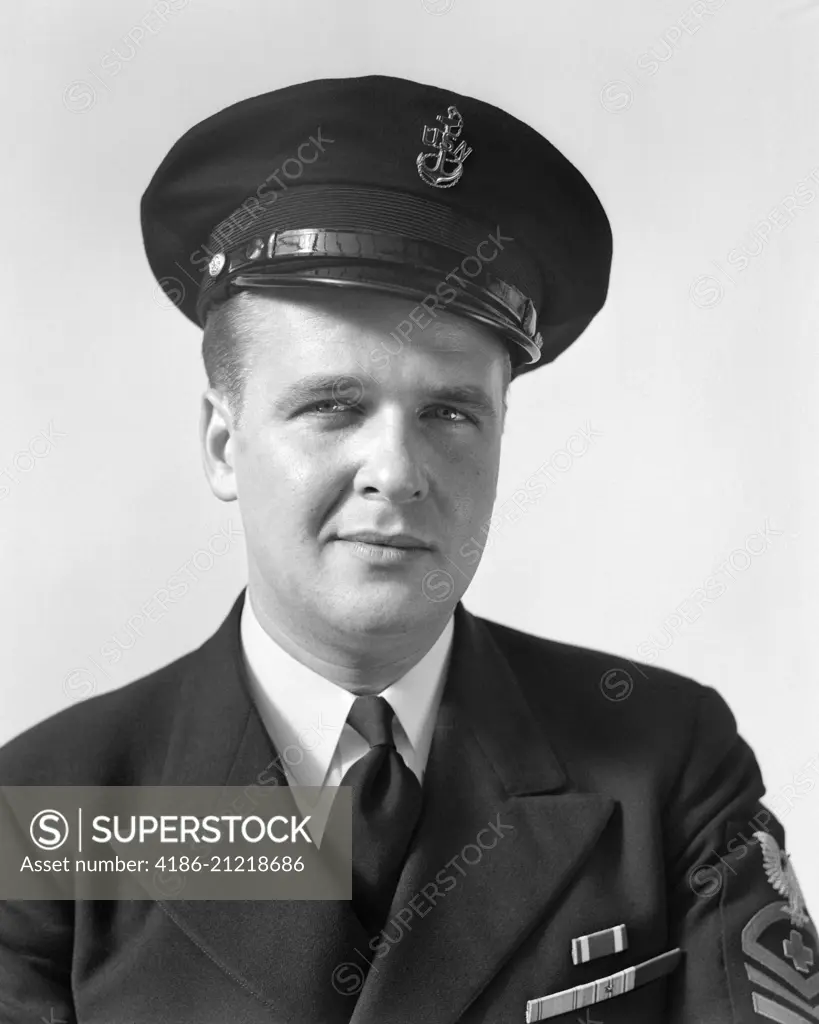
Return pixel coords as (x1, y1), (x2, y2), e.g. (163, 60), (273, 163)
(0, 75), (814, 1023)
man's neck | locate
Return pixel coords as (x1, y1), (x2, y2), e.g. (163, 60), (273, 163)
(245, 588), (452, 696)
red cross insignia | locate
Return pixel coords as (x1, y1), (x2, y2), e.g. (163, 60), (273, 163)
(742, 902), (819, 1004)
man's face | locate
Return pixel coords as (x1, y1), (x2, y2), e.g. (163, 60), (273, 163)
(202, 287), (508, 643)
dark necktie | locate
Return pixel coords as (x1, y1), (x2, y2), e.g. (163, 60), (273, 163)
(339, 695), (423, 934)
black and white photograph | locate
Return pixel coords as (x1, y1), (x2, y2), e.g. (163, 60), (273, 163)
(1, 1), (817, 1021)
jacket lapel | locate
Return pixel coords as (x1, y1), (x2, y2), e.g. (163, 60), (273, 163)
(350, 604), (615, 1024)
(155, 590), (371, 1024)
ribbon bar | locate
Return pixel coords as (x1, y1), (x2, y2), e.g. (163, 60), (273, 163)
(525, 947), (683, 1022)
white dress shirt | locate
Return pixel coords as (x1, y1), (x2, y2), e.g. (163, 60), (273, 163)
(240, 594), (455, 845)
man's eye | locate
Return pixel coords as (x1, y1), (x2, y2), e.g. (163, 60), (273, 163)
(307, 400), (357, 415)
(303, 401), (475, 423)
(430, 406), (474, 424)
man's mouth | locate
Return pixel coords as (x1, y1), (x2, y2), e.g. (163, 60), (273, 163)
(336, 531), (433, 550)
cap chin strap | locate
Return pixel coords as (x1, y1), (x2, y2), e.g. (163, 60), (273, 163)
(196, 228), (543, 369)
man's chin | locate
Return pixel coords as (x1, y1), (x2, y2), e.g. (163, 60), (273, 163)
(326, 584), (451, 636)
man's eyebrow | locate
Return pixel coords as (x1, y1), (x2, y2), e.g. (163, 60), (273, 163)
(273, 375), (501, 417)
(272, 374), (357, 411)
(423, 384), (500, 418)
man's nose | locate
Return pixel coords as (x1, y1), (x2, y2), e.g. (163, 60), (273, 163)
(353, 414), (429, 504)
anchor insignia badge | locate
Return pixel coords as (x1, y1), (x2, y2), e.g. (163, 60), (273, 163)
(416, 105), (472, 188)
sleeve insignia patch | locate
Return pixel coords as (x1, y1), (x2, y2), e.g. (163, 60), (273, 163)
(741, 837), (818, 1019)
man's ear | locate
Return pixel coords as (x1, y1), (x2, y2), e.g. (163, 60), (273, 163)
(200, 388), (238, 502)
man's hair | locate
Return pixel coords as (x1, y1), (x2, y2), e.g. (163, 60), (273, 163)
(201, 294), (258, 426)
(202, 291), (512, 427)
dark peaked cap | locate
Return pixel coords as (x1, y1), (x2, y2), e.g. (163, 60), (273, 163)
(141, 75), (612, 379)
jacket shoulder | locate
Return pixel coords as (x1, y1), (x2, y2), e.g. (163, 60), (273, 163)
(480, 612), (708, 705)
(476, 613), (745, 800)
(0, 645), (201, 785)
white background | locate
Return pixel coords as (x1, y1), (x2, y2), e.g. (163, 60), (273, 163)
(1, 0), (817, 907)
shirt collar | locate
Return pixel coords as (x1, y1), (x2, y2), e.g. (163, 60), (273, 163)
(379, 617), (453, 772)
(240, 593), (454, 787)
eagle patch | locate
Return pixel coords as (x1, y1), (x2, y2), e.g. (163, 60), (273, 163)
(741, 833), (817, 1020)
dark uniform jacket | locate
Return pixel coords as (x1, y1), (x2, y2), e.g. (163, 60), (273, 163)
(0, 591), (815, 1023)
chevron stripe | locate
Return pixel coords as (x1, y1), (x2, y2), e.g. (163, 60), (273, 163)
(753, 993), (814, 1024)
(745, 965), (819, 1022)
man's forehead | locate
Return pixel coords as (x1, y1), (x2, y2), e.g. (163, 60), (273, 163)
(232, 288), (508, 377)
